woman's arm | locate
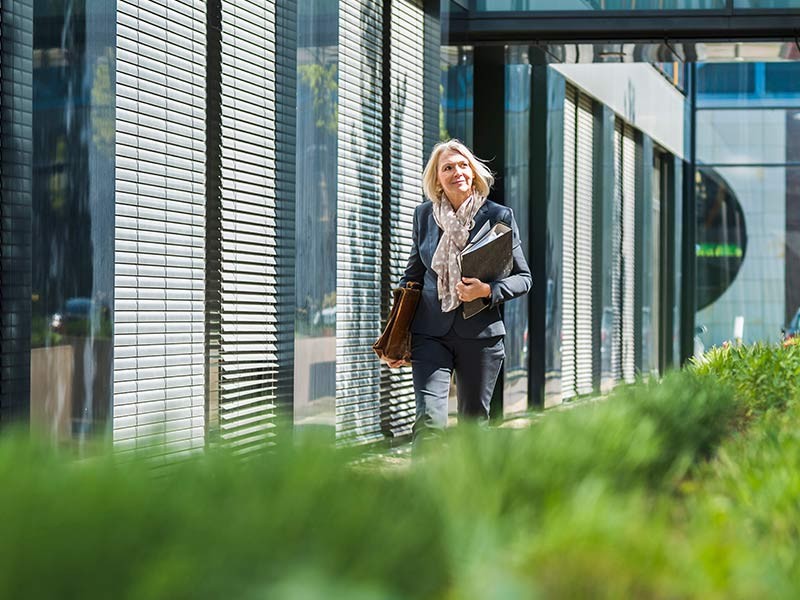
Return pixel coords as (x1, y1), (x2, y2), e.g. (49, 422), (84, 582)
(487, 208), (531, 307)
(399, 205), (425, 288)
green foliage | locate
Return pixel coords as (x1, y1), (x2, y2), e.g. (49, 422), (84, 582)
(2, 343), (799, 598)
(690, 341), (800, 417)
(299, 61), (338, 135)
(0, 436), (450, 600)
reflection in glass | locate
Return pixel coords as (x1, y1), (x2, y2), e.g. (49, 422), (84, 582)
(734, 0), (800, 7)
(695, 59), (800, 349)
(641, 152), (663, 377)
(786, 111), (800, 327)
(440, 46), (473, 144)
(504, 47), (530, 415)
(294, 0), (338, 429)
(695, 168), (747, 312)
(696, 108), (786, 166)
(697, 63), (755, 95)
(543, 68), (565, 406)
(695, 165), (787, 347)
(673, 157), (683, 363)
(31, 0), (115, 443)
(474, 0), (725, 10)
(764, 63), (800, 95)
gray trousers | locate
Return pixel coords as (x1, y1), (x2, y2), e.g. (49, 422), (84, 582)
(410, 325), (505, 446)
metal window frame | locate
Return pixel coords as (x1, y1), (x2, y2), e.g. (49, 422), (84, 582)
(445, 5), (800, 44)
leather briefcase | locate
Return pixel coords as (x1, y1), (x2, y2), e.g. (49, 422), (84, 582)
(372, 282), (422, 363)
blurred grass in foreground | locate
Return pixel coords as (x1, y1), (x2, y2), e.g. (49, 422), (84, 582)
(1, 343), (799, 598)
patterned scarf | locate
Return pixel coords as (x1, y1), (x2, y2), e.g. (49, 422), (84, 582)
(431, 194), (486, 312)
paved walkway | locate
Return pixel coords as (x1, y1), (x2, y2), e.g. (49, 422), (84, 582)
(355, 394), (605, 471)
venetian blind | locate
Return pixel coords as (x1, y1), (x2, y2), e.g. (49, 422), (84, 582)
(336, 0), (384, 444)
(381, 0), (428, 439)
(561, 84), (577, 401)
(211, 0), (295, 454)
(574, 93), (594, 396)
(610, 119), (624, 383)
(621, 124), (637, 383)
(114, 0), (207, 457)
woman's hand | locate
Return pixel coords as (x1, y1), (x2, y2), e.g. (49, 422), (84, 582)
(386, 358), (408, 369)
(456, 277), (491, 303)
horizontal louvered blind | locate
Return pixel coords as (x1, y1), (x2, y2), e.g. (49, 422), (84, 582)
(114, 0), (206, 457)
(336, 0), (384, 445)
(381, 0), (427, 439)
(561, 85), (577, 401)
(0, 0), (32, 426)
(574, 93), (594, 396)
(611, 119), (624, 384)
(214, 0), (293, 455)
(621, 124), (637, 383)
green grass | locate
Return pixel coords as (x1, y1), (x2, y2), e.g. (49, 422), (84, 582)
(1, 343), (799, 598)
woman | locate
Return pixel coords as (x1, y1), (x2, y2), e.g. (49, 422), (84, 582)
(388, 139), (531, 444)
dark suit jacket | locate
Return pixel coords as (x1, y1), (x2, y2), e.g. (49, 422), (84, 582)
(399, 199), (532, 338)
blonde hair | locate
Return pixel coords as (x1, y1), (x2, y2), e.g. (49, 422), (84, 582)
(421, 139), (495, 203)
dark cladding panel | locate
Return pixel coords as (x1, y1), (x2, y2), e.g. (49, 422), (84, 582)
(0, 0), (33, 427)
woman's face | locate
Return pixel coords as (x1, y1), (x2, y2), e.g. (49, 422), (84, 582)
(437, 150), (474, 201)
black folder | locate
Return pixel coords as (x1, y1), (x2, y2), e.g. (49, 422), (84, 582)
(460, 222), (513, 319)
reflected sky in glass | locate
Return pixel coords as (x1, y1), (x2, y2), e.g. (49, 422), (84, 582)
(504, 49), (531, 415)
(31, 0), (115, 444)
(695, 61), (800, 348)
(294, 0), (338, 430)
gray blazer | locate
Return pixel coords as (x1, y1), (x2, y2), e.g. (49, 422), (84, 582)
(399, 199), (532, 339)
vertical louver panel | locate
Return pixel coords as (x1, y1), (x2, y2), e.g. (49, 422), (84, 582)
(0, 0), (32, 426)
(336, 0), (383, 445)
(611, 120), (624, 383)
(114, 0), (206, 456)
(561, 85), (576, 400)
(621, 124), (637, 383)
(574, 93), (594, 396)
(210, 0), (294, 455)
(381, 0), (426, 439)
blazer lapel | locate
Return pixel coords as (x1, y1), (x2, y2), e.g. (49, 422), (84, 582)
(425, 209), (441, 263)
(467, 203), (491, 244)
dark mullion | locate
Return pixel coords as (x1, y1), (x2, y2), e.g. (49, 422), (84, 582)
(681, 63), (698, 365)
(379, 0), (393, 441)
(473, 44), (506, 421)
(447, 12), (800, 44)
(528, 56), (549, 410)
(660, 153), (675, 374)
(204, 0), (223, 445)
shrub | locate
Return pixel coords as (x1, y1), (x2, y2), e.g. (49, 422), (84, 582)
(690, 342), (800, 417)
(0, 436), (450, 600)
(2, 342), (797, 598)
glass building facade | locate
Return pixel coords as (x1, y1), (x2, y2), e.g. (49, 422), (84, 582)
(1, 0), (799, 451)
(695, 61), (800, 349)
